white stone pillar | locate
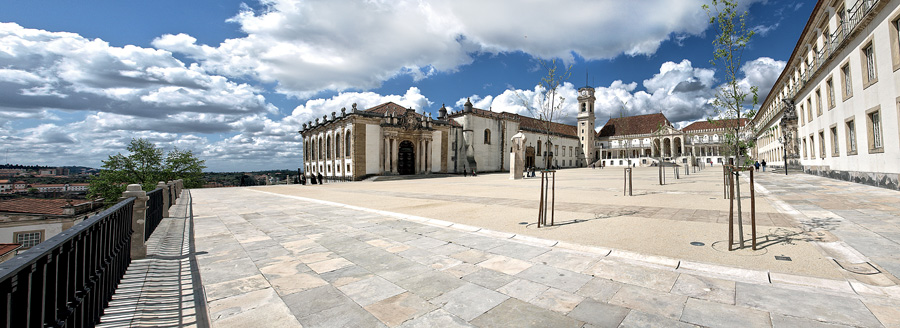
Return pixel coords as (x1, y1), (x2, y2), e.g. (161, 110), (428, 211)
(392, 138), (399, 174)
(122, 184), (148, 260)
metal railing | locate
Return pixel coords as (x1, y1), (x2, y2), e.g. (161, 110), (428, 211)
(0, 198), (135, 328)
(146, 188), (164, 241)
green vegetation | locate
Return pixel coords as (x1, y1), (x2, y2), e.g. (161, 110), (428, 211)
(89, 138), (206, 202)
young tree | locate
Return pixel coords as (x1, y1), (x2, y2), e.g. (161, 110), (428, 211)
(89, 138), (206, 203)
(515, 59), (572, 169)
(704, 0), (759, 248)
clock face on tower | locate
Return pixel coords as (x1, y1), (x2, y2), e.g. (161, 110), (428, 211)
(581, 90), (589, 97)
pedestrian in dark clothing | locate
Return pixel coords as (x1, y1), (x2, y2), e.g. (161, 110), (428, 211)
(761, 160), (767, 172)
(463, 169), (467, 177)
(754, 161), (760, 171)
(318, 173), (324, 184)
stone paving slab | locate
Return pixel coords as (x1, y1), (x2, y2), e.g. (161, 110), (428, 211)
(185, 187), (900, 327)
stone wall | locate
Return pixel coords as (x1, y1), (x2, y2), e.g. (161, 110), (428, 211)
(803, 165), (900, 190)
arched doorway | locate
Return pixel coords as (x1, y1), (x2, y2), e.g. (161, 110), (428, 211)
(398, 140), (415, 175)
(525, 146), (535, 168)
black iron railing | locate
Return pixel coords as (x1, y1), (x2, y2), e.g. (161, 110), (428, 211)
(146, 188), (164, 241)
(0, 198), (135, 328)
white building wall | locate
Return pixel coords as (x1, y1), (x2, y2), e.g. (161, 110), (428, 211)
(431, 130), (442, 172)
(0, 221), (76, 247)
(365, 123), (382, 175)
(795, 1), (900, 175)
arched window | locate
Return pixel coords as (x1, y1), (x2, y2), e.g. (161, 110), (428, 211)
(581, 103), (586, 112)
(335, 132), (341, 159)
(304, 138), (309, 161)
(311, 138), (317, 161)
(326, 135), (332, 159)
(483, 129), (491, 144)
(345, 129), (351, 157)
(318, 137), (323, 160)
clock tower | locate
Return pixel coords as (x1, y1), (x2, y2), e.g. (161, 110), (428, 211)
(577, 86), (596, 166)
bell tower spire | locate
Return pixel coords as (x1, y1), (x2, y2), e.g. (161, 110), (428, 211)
(577, 85), (596, 167)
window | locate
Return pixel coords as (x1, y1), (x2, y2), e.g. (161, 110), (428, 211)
(807, 98), (813, 122)
(537, 142), (542, 155)
(802, 138), (807, 159)
(841, 63), (852, 100)
(826, 78), (835, 109)
(799, 103), (805, 126)
(891, 16), (900, 71)
(846, 118), (857, 155)
(867, 107), (883, 152)
(831, 126), (839, 156)
(483, 129), (491, 145)
(815, 89), (822, 116)
(862, 42), (878, 87)
(326, 135), (332, 159)
(15, 231), (43, 249)
(582, 103), (587, 112)
(345, 130), (351, 157)
(809, 135), (815, 159)
(335, 132), (341, 159)
(318, 138), (323, 160)
(819, 130), (826, 158)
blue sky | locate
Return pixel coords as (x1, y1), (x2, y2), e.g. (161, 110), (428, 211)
(0, 0), (814, 171)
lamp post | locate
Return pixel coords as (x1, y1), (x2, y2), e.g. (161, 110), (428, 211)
(780, 125), (790, 176)
(779, 98), (796, 176)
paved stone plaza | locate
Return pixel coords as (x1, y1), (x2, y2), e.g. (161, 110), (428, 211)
(185, 167), (900, 327)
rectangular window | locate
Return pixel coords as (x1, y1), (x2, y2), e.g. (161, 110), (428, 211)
(846, 118), (857, 155)
(819, 131), (826, 158)
(809, 135), (815, 159)
(826, 78), (835, 109)
(807, 98), (813, 122)
(862, 42), (878, 87)
(867, 107), (883, 152)
(841, 63), (852, 100)
(891, 17), (900, 71)
(799, 103), (805, 126)
(802, 138), (807, 159)
(15, 231), (43, 249)
(815, 89), (822, 116)
(831, 126), (840, 156)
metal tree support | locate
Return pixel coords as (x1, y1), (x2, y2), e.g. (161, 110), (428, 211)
(623, 168), (633, 196)
(673, 162), (680, 179)
(537, 170), (556, 228)
(726, 165), (757, 251)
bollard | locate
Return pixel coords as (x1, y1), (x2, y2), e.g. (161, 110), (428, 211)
(157, 181), (170, 218)
(122, 184), (149, 259)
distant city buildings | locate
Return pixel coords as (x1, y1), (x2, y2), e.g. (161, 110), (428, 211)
(0, 198), (103, 256)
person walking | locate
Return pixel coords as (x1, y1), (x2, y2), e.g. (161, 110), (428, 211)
(754, 160), (760, 172)
(761, 159), (767, 172)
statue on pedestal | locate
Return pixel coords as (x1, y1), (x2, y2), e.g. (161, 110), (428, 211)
(510, 132), (526, 179)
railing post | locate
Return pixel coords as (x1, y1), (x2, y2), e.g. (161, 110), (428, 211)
(167, 180), (176, 204)
(175, 179), (183, 197)
(122, 184), (148, 260)
(157, 181), (170, 218)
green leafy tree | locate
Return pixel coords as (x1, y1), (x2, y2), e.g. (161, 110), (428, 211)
(89, 138), (206, 202)
(704, 0), (758, 248)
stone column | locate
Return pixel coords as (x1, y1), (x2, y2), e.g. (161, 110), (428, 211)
(391, 138), (399, 174)
(157, 181), (170, 218)
(122, 184), (148, 260)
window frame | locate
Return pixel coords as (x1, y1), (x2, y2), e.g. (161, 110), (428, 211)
(819, 130), (826, 158)
(845, 116), (858, 155)
(830, 125), (840, 157)
(826, 77), (835, 109)
(815, 88), (823, 117)
(861, 41), (878, 88)
(841, 62), (853, 101)
(483, 129), (491, 145)
(14, 230), (44, 249)
(891, 15), (900, 71)
(866, 106), (884, 153)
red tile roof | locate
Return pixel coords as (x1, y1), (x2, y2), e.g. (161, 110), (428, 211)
(597, 113), (671, 137)
(449, 107), (578, 138)
(682, 118), (748, 132)
(364, 102), (423, 118)
(0, 198), (90, 215)
(0, 244), (21, 257)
